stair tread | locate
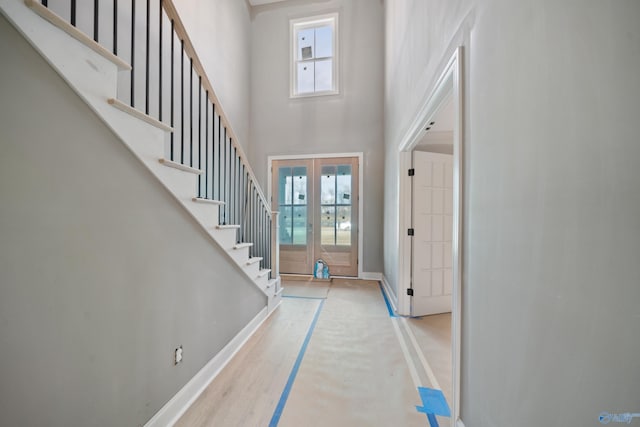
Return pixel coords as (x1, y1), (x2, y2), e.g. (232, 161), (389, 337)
(108, 98), (173, 132)
(246, 257), (263, 265)
(216, 224), (240, 229)
(159, 159), (204, 175)
(192, 197), (224, 205)
(233, 243), (253, 249)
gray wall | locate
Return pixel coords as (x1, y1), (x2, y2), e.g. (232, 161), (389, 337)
(385, 0), (640, 426)
(249, 0), (385, 273)
(173, 0), (253, 149)
(0, 15), (265, 427)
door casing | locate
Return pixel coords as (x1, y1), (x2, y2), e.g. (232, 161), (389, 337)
(396, 47), (464, 424)
(268, 152), (364, 278)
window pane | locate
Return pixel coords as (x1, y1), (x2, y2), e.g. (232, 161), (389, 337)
(315, 25), (332, 58)
(292, 167), (307, 205)
(315, 59), (333, 92)
(297, 28), (314, 60)
(292, 206), (307, 245)
(278, 167), (292, 205)
(321, 206), (336, 245)
(279, 206), (293, 244)
(297, 62), (314, 94)
(336, 206), (352, 246)
(321, 166), (336, 204)
(336, 165), (352, 204)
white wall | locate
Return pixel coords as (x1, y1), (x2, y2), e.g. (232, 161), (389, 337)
(173, 0), (252, 148)
(0, 15), (265, 426)
(385, 0), (640, 425)
(249, 0), (385, 273)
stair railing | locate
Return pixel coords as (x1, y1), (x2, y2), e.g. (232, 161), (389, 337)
(36, 0), (274, 278)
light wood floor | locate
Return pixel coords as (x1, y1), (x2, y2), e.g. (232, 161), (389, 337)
(176, 278), (452, 427)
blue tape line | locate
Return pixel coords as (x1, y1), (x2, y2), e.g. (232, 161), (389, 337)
(269, 299), (325, 427)
(427, 413), (440, 427)
(378, 281), (397, 317)
(282, 295), (327, 300)
(416, 387), (451, 417)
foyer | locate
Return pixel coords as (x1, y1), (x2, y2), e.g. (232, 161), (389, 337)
(177, 279), (453, 427)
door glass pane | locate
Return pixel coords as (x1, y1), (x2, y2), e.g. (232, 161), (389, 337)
(336, 165), (352, 204)
(278, 167), (292, 205)
(278, 166), (307, 245)
(336, 206), (351, 246)
(292, 206), (307, 245)
(280, 206), (293, 244)
(321, 206), (336, 245)
(321, 166), (336, 204)
(292, 167), (307, 205)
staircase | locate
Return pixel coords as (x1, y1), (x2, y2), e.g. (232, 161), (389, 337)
(0, 0), (282, 310)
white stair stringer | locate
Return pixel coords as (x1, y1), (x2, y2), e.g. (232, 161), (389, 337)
(0, 0), (277, 298)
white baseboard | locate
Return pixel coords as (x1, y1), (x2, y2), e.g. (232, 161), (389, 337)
(361, 271), (383, 281)
(381, 274), (398, 313)
(144, 306), (270, 427)
(457, 418), (466, 427)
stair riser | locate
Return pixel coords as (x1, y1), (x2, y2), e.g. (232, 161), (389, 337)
(186, 202), (220, 229)
(227, 246), (250, 264)
(212, 228), (237, 249)
(255, 274), (269, 289)
(244, 262), (261, 279)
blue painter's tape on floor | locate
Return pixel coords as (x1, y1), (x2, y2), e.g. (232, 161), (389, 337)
(416, 387), (450, 427)
(269, 299), (325, 427)
(415, 387), (451, 417)
(378, 282), (397, 317)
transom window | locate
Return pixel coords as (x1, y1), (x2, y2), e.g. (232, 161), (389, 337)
(290, 13), (338, 97)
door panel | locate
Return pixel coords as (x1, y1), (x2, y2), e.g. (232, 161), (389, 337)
(314, 158), (358, 277)
(272, 157), (358, 277)
(273, 160), (313, 274)
(412, 151), (453, 316)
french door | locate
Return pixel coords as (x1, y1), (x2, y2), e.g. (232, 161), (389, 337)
(272, 157), (359, 277)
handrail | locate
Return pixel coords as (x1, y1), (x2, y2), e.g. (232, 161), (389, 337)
(161, 0), (270, 212)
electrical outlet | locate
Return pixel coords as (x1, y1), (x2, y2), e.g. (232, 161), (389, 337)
(174, 346), (183, 365)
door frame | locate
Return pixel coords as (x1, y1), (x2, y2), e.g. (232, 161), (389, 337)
(268, 152), (364, 279)
(396, 47), (464, 423)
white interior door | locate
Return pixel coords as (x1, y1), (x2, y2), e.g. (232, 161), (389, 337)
(411, 151), (453, 316)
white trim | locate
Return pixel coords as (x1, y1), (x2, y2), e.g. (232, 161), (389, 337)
(144, 307), (272, 427)
(361, 272), (382, 281)
(457, 419), (466, 427)
(400, 317), (440, 389)
(395, 47), (464, 422)
(267, 152), (364, 279)
(381, 274), (398, 314)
